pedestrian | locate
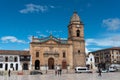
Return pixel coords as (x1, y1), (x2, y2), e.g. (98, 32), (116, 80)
(8, 69), (11, 77)
(57, 69), (59, 75)
(59, 68), (62, 75)
(98, 68), (102, 76)
(57, 66), (60, 75)
(55, 66), (57, 76)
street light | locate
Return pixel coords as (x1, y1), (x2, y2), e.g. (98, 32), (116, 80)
(45, 64), (47, 74)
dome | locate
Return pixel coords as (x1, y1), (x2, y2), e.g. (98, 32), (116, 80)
(70, 12), (80, 22)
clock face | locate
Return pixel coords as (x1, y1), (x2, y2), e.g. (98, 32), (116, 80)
(76, 25), (80, 27)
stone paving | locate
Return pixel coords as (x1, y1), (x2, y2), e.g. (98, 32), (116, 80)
(0, 72), (120, 80)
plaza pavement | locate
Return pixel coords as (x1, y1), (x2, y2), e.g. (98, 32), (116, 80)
(0, 71), (120, 80)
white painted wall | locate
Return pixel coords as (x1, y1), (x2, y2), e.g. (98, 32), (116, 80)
(86, 53), (96, 69)
(0, 55), (22, 71)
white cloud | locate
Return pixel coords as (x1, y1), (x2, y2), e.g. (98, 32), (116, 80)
(39, 34), (47, 37)
(88, 48), (102, 52)
(36, 31), (47, 37)
(86, 35), (120, 47)
(28, 35), (32, 41)
(20, 3), (48, 13)
(60, 38), (67, 40)
(85, 47), (90, 54)
(28, 35), (39, 41)
(50, 5), (55, 8)
(1, 36), (26, 43)
(20, 3), (56, 14)
(85, 39), (95, 46)
(24, 48), (29, 51)
(103, 18), (120, 31)
(46, 30), (63, 34)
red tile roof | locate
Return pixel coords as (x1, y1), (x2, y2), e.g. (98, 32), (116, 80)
(0, 50), (29, 55)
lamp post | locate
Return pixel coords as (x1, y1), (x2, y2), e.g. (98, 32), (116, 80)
(45, 64), (47, 74)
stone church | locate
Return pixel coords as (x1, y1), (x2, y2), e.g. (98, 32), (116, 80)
(30, 12), (86, 70)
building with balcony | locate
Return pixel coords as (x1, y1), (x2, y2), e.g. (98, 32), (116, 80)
(91, 47), (120, 68)
(0, 50), (31, 71)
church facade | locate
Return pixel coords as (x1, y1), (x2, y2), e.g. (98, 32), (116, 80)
(30, 12), (86, 70)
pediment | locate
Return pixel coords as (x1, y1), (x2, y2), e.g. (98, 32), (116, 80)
(43, 39), (59, 44)
(32, 35), (68, 44)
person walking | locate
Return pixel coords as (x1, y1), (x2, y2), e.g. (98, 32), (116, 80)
(59, 68), (62, 75)
(57, 66), (60, 75)
(8, 69), (11, 77)
(98, 68), (102, 76)
(55, 66), (57, 76)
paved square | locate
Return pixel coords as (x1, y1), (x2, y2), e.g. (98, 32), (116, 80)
(0, 72), (120, 80)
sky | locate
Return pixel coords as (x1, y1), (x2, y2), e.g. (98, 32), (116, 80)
(0, 0), (120, 53)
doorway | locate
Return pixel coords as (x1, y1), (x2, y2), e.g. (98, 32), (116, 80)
(16, 64), (18, 70)
(5, 64), (8, 71)
(23, 63), (28, 70)
(35, 60), (40, 70)
(62, 60), (67, 69)
(48, 58), (54, 69)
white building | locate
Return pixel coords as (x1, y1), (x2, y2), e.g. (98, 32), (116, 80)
(0, 55), (21, 71)
(0, 50), (30, 71)
(86, 53), (96, 70)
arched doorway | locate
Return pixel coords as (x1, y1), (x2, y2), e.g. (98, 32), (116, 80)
(23, 63), (28, 70)
(35, 60), (40, 70)
(5, 64), (8, 71)
(48, 58), (54, 69)
(62, 60), (67, 69)
(16, 64), (18, 70)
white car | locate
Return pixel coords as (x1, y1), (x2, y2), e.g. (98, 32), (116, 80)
(96, 69), (108, 73)
(101, 69), (108, 73)
(75, 67), (92, 73)
(109, 67), (117, 72)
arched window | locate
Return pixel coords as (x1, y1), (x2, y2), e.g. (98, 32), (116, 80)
(36, 52), (39, 57)
(0, 64), (3, 68)
(63, 52), (66, 58)
(76, 30), (80, 37)
(14, 57), (18, 62)
(5, 57), (8, 62)
(78, 50), (80, 54)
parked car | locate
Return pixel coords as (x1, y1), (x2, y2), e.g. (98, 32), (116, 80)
(30, 71), (43, 75)
(101, 69), (108, 73)
(96, 69), (108, 73)
(75, 67), (92, 73)
(110, 64), (120, 70)
(109, 66), (117, 72)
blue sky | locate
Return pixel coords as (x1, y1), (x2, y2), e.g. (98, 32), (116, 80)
(0, 0), (120, 52)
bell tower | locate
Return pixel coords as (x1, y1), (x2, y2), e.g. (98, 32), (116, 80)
(68, 12), (86, 67)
